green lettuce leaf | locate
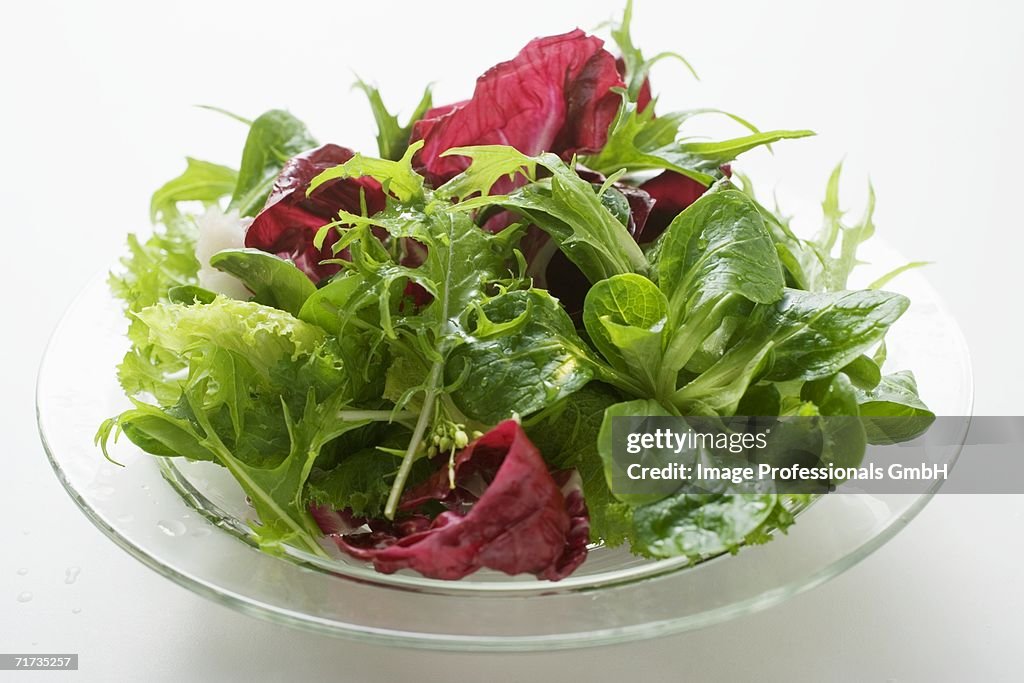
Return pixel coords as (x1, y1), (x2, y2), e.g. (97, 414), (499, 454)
(99, 297), (375, 555)
(150, 157), (237, 225)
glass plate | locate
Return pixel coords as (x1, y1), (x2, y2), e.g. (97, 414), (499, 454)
(37, 240), (972, 651)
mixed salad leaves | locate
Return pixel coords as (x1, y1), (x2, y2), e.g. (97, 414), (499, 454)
(97, 2), (932, 580)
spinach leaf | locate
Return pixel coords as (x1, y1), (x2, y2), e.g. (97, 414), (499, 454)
(297, 274), (370, 334)
(228, 110), (317, 216)
(210, 248), (316, 316)
(736, 383), (781, 416)
(841, 354), (882, 390)
(646, 187), (784, 401)
(801, 372), (868, 470)
(673, 289), (907, 413)
(448, 289), (593, 424)
(167, 284), (217, 305)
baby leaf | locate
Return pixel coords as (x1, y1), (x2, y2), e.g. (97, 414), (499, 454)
(583, 273), (668, 393)
(210, 248), (316, 316)
(229, 110), (317, 216)
(448, 290), (594, 424)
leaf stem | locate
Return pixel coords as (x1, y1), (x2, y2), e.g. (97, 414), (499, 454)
(336, 409), (416, 422)
(384, 362), (442, 519)
(656, 296), (733, 401)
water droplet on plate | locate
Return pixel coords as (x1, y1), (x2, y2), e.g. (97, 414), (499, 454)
(71, 607), (82, 614)
(16, 568), (28, 576)
(89, 484), (116, 500)
(191, 527), (212, 538)
(157, 520), (186, 537)
(64, 567), (81, 584)
(17, 592), (32, 603)
(115, 513), (134, 524)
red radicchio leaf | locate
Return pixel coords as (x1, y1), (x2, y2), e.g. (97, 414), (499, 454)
(308, 506), (367, 537)
(322, 420), (590, 581)
(638, 165), (734, 242)
(244, 143), (386, 282)
(547, 469), (590, 579)
(411, 29), (624, 188)
(637, 170), (710, 243)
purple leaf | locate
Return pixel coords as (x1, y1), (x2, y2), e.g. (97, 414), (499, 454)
(321, 421), (590, 581)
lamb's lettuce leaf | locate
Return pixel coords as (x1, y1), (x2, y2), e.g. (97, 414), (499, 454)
(209, 248), (316, 316)
(583, 274), (667, 395)
(856, 371), (935, 443)
(631, 491), (778, 560)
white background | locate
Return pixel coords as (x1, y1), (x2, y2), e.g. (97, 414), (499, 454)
(2, 0), (1022, 680)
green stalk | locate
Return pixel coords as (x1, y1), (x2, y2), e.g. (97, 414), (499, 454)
(336, 409), (416, 422)
(656, 295), (735, 402)
(384, 362), (442, 519)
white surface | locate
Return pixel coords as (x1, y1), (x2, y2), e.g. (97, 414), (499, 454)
(2, 0), (1022, 680)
